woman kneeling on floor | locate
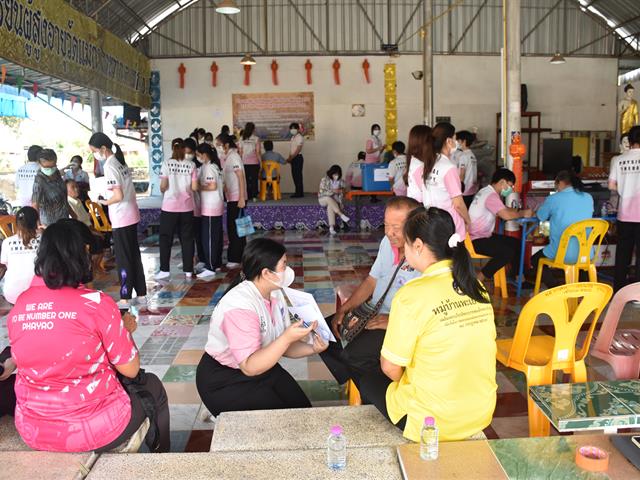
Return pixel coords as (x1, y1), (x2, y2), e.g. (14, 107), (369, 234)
(7, 219), (170, 453)
(360, 207), (497, 442)
(196, 238), (328, 415)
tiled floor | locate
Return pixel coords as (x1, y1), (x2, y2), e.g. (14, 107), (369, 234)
(0, 229), (638, 452)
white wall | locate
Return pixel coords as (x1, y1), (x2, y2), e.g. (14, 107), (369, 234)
(153, 55), (618, 192)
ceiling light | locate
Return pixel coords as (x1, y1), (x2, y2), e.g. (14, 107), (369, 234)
(216, 0), (240, 14)
(550, 52), (566, 65)
(240, 53), (256, 65)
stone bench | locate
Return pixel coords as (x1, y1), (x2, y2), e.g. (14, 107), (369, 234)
(0, 415), (30, 451)
(0, 451), (96, 480)
(86, 448), (402, 480)
(210, 405), (408, 453)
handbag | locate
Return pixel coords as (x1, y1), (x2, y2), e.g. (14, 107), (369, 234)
(340, 258), (405, 343)
(235, 208), (255, 237)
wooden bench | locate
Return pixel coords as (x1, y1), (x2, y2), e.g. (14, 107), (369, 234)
(210, 405), (407, 453)
(86, 448), (402, 480)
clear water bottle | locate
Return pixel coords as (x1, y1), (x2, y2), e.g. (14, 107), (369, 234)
(420, 416), (439, 461)
(327, 425), (347, 471)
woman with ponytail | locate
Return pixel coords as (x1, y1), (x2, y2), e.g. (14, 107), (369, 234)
(359, 206), (497, 443)
(422, 122), (471, 238)
(89, 132), (147, 309)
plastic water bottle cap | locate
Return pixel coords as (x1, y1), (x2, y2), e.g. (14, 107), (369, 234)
(424, 416), (435, 427)
(331, 425), (343, 435)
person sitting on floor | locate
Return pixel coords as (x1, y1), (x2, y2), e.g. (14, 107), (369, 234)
(325, 196), (421, 386)
(528, 170), (594, 289)
(359, 206), (497, 442)
(7, 219), (170, 453)
(196, 238), (328, 416)
(469, 168), (532, 283)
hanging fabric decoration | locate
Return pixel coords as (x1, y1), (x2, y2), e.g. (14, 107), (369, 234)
(32, 82), (38, 97)
(178, 62), (186, 89)
(243, 64), (251, 86)
(46, 88), (52, 103)
(332, 59), (341, 85)
(70, 95), (77, 109)
(210, 61), (218, 87)
(362, 59), (371, 84)
(304, 60), (312, 85)
(16, 76), (23, 93)
(271, 60), (279, 86)
(0, 65), (5, 85)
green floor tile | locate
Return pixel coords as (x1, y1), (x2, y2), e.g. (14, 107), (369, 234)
(163, 365), (198, 383)
(298, 380), (347, 402)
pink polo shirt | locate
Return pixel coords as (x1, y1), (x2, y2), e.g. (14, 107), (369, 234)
(8, 277), (137, 452)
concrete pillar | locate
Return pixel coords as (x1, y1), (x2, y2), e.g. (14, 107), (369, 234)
(423, 0), (433, 126)
(89, 90), (103, 133)
(504, 0), (521, 171)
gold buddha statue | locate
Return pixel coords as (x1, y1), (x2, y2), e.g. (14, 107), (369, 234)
(620, 84), (639, 135)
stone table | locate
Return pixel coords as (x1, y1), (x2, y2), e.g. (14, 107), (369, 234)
(1, 451), (96, 480)
(210, 405), (407, 452)
(86, 448), (401, 480)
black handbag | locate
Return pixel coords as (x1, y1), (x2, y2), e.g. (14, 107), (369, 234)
(340, 258), (405, 343)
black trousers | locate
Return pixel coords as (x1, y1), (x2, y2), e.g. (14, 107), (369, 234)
(291, 154), (304, 196)
(530, 249), (561, 289)
(615, 220), (640, 291)
(226, 202), (246, 264)
(192, 216), (206, 265)
(463, 194), (475, 208)
(359, 369), (406, 431)
(472, 234), (521, 278)
(201, 215), (224, 271)
(112, 223), (147, 299)
(244, 165), (260, 200)
(0, 375), (15, 417)
(96, 372), (170, 453)
(196, 353), (311, 416)
(159, 210), (194, 273)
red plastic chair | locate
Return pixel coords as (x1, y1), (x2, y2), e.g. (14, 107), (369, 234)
(591, 282), (640, 379)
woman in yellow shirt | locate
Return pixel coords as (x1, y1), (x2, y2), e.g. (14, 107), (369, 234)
(360, 206), (497, 442)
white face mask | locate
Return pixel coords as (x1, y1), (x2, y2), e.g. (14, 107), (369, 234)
(93, 150), (105, 162)
(269, 266), (295, 289)
(290, 129), (298, 136)
(216, 146), (225, 157)
(454, 141), (461, 150)
(332, 174), (340, 181)
(373, 129), (381, 137)
(185, 153), (195, 161)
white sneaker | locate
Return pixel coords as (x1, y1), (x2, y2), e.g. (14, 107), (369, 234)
(226, 262), (241, 269)
(117, 299), (130, 310)
(329, 227), (337, 235)
(340, 214), (350, 223)
(195, 262), (206, 270)
(197, 269), (216, 279)
(133, 296), (147, 309)
(215, 267), (222, 272)
(185, 272), (193, 279)
(154, 271), (170, 281)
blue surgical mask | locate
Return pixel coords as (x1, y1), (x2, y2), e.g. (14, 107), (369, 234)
(501, 185), (513, 198)
(41, 166), (57, 176)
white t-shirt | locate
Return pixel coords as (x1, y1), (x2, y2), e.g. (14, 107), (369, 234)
(104, 155), (140, 229)
(239, 135), (261, 166)
(423, 154), (465, 237)
(200, 163), (225, 217)
(407, 156), (424, 202)
(468, 186), (506, 240)
(609, 148), (640, 222)
(160, 158), (196, 213)
(388, 155), (408, 195)
(290, 133), (304, 156)
(223, 149), (245, 202)
(15, 162), (40, 207)
(1, 234), (40, 304)
(458, 150), (478, 196)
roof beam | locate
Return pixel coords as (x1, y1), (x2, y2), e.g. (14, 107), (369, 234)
(356, 0), (384, 46)
(451, 0), (487, 53)
(521, 0), (563, 44)
(396, 0), (423, 45)
(211, 1), (265, 54)
(287, 0), (327, 52)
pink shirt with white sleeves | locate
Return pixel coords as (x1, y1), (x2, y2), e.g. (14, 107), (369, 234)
(104, 155), (140, 229)
(469, 186), (505, 240)
(423, 154), (466, 237)
(8, 278), (137, 452)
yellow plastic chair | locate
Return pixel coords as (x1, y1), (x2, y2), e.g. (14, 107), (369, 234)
(465, 234), (508, 298)
(259, 161), (282, 201)
(85, 200), (112, 233)
(533, 218), (608, 295)
(496, 282), (612, 437)
(346, 380), (362, 406)
(0, 215), (16, 239)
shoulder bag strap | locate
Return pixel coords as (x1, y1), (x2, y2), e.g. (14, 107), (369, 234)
(372, 257), (405, 310)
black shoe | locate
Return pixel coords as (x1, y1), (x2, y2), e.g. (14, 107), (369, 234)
(290, 194), (304, 198)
